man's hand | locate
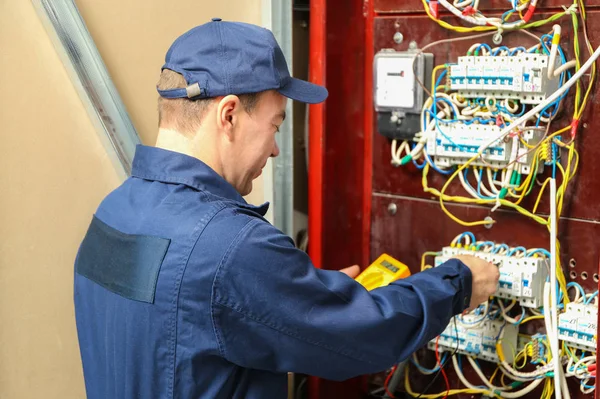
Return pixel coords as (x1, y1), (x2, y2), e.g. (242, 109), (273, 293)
(340, 265), (361, 279)
(453, 255), (499, 311)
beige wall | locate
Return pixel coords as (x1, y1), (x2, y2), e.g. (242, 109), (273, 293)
(0, 1), (263, 398)
(0, 2), (121, 397)
(75, 0), (266, 205)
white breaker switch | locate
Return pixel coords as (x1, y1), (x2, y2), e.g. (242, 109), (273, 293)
(427, 123), (545, 173)
(558, 302), (598, 352)
(427, 315), (519, 363)
(436, 246), (549, 308)
(449, 54), (560, 104)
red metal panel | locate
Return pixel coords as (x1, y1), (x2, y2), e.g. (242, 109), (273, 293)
(310, 1), (600, 398)
(308, 0), (368, 397)
(308, 1), (326, 397)
(363, 0), (376, 268)
(308, 0), (326, 272)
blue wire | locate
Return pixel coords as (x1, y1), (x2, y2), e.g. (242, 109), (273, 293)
(412, 158), (426, 169)
(476, 168), (488, 199)
(567, 282), (586, 300)
(458, 231), (476, 243)
(464, 169), (495, 199)
(492, 243), (509, 254)
(476, 43), (492, 54)
(507, 246), (527, 256)
(424, 150), (455, 175)
(511, 307), (527, 325)
(526, 249), (551, 258)
(476, 241), (495, 250)
(492, 46), (510, 56)
(509, 47), (526, 55)
(586, 291), (598, 305)
(410, 353), (447, 374)
(411, 144), (426, 169)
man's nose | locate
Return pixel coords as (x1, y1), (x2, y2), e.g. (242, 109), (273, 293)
(271, 141), (280, 158)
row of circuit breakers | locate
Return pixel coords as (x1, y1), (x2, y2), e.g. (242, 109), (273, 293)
(374, 51), (558, 174)
(430, 246), (597, 362)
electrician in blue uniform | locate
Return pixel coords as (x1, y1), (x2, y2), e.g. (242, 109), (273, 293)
(73, 18), (499, 399)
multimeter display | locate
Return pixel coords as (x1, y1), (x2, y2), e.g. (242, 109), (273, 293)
(355, 254), (411, 291)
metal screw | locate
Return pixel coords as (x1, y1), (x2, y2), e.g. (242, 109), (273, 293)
(583, 123), (589, 128)
(409, 40), (418, 50)
(393, 32), (404, 44)
(484, 216), (494, 229)
(388, 203), (398, 215)
(493, 32), (503, 45)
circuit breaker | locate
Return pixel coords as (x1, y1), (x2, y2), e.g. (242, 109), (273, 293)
(373, 49), (433, 140)
(427, 314), (519, 363)
(426, 124), (545, 173)
(558, 302), (598, 352)
(449, 54), (560, 104)
(436, 246), (549, 308)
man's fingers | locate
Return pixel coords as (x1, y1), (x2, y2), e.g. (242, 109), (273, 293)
(340, 265), (361, 279)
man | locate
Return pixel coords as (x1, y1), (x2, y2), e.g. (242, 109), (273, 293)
(74, 18), (499, 399)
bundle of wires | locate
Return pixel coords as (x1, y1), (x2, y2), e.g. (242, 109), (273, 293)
(421, 0), (579, 34)
(392, 9), (597, 229)
(404, 233), (594, 397)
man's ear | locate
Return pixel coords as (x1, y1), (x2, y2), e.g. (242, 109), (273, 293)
(216, 95), (242, 141)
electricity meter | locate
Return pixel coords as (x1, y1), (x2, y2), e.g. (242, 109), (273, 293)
(373, 50), (433, 140)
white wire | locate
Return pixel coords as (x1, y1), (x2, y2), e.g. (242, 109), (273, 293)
(453, 355), (544, 398)
(466, 356), (508, 391)
(477, 43), (600, 156)
(547, 25), (561, 79)
(550, 178), (562, 399)
(474, 168), (497, 197)
(554, 60), (577, 77)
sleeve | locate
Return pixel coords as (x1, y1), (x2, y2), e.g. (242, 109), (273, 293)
(210, 219), (472, 381)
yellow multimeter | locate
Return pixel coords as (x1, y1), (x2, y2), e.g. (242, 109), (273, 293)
(355, 254), (411, 291)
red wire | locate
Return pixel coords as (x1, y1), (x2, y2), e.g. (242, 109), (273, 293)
(435, 336), (451, 399)
(384, 365), (397, 398)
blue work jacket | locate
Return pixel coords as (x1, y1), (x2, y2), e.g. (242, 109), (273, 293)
(74, 145), (472, 399)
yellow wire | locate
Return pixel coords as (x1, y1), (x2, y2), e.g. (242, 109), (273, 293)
(515, 348), (528, 369)
(576, 0), (596, 120)
(432, 65), (448, 98)
(532, 178), (551, 214)
(521, 315), (544, 324)
(403, 363), (500, 398)
(420, 0), (577, 34)
(421, 251), (440, 271)
(422, 163), (549, 227)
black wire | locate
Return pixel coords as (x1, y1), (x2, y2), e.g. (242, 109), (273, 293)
(414, 318), (461, 399)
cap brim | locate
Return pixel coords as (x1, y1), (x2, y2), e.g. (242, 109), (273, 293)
(278, 78), (328, 104)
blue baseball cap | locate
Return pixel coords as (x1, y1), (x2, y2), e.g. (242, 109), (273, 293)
(157, 18), (328, 104)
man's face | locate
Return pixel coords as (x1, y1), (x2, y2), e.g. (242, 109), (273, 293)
(230, 91), (287, 196)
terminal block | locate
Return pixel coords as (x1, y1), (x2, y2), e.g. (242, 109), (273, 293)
(558, 303), (598, 352)
(449, 54), (560, 104)
(436, 246), (548, 308)
(427, 314), (519, 363)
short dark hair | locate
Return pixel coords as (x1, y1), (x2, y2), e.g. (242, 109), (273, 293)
(157, 69), (261, 136)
